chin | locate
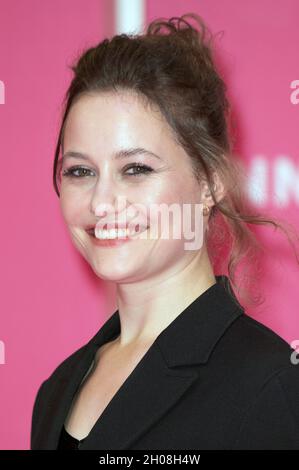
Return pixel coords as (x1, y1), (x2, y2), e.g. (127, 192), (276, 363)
(89, 261), (139, 283)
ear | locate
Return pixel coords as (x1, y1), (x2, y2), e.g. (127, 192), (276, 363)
(201, 171), (226, 208)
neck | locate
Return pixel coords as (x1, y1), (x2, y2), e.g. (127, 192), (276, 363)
(114, 246), (216, 349)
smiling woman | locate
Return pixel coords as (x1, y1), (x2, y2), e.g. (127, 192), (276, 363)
(30, 12), (299, 450)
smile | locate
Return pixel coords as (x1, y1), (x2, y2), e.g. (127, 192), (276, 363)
(85, 225), (149, 247)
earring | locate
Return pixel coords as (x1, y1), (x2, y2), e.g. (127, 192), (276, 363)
(203, 205), (210, 216)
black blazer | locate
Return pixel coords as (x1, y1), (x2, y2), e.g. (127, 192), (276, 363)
(30, 275), (299, 450)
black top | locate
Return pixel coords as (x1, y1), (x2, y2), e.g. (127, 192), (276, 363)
(57, 425), (86, 450)
(31, 275), (299, 450)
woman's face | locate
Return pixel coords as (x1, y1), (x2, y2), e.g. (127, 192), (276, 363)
(59, 91), (207, 283)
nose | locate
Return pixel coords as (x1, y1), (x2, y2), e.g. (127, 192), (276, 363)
(90, 179), (127, 220)
(94, 202), (112, 218)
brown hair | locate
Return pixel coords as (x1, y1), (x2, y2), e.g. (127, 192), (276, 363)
(52, 12), (299, 307)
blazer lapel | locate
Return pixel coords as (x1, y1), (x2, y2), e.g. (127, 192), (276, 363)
(80, 275), (244, 450)
(39, 275), (244, 449)
(80, 340), (199, 449)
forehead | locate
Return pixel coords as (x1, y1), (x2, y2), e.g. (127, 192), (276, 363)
(62, 91), (174, 152)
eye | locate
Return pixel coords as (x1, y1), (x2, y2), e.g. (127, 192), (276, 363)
(61, 163), (153, 179)
(124, 163), (153, 177)
(62, 166), (95, 178)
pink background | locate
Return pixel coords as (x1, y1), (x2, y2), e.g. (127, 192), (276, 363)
(0, 0), (298, 449)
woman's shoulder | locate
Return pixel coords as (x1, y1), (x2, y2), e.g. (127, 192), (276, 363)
(217, 309), (299, 400)
(214, 276), (298, 374)
(231, 311), (297, 365)
(227, 313), (299, 449)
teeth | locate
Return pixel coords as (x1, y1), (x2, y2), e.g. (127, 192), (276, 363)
(95, 228), (133, 239)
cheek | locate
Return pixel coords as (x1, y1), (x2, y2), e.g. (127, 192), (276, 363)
(59, 190), (87, 226)
(143, 179), (187, 207)
(143, 178), (199, 231)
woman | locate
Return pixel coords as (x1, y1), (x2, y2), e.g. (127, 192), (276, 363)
(30, 13), (299, 450)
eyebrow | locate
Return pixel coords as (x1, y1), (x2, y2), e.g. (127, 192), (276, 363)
(62, 147), (162, 162)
